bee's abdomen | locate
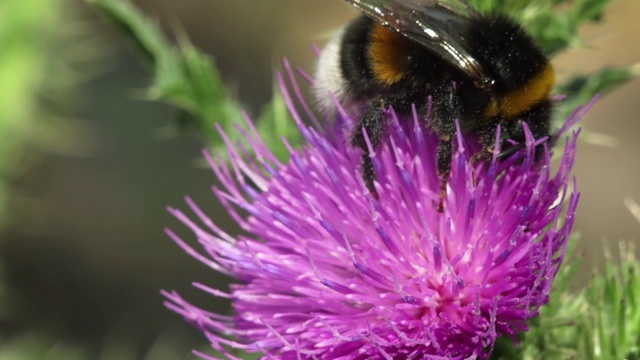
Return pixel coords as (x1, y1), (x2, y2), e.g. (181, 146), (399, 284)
(367, 23), (415, 86)
(315, 15), (449, 111)
(339, 16), (448, 99)
(339, 16), (418, 91)
(314, 26), (349, 111)
(313, 16), (377, 110)
(339, 15), (379, 96)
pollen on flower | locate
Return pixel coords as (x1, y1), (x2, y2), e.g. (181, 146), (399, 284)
(162, 60), (594, 360)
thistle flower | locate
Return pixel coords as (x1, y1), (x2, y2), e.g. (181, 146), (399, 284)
(162, 63), (593, 359)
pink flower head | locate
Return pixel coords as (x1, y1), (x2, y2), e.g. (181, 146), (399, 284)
(163, 63), (594, 359)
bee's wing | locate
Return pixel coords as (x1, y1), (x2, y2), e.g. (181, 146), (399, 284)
(343, 0), (494, 88)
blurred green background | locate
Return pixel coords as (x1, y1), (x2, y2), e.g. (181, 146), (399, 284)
(1, 0), (640, 359)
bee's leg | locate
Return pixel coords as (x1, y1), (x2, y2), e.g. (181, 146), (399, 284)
(432, 84), (463, 212)
(351, 99), (385, 197)
(472, 122), (503, 166)
(436, 137), (453, 212)
(492, 102), (553, 162)
(489, 121), (550, 163)
(496, 144), (521, 160)
(473, 119), (534, 169)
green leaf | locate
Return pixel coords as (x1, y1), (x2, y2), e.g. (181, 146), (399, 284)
(585, 243), (640, 359)
(256, 88), (300, 162)
(0, 0), (95, 229)
(86, 0), (172, 67)
(88, 0), (240, 138)
(195, 347), (262, 360)
(0, 335), (88, 360)
(552, 63), (639, 148)
(88, 0), (302, 161)
(557, 64), (640, 119)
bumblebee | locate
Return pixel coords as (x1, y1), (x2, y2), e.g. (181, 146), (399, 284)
(313, 0), (554, 204)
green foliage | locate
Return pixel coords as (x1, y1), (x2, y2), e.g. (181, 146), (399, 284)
(88, 0), (302, 161)
(0, 0), (57, 229)
(0, 336), (88, 360)
(0, 0), (93, 228)
(257, 89), (303, 162)
(197, 347), (262, 360)
(557, 64), (640, 120)
(585, 244), (640, 360)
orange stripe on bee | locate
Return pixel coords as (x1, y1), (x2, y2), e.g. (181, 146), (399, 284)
(485, 64), (555, 118)
(369, 24), (411, 86)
